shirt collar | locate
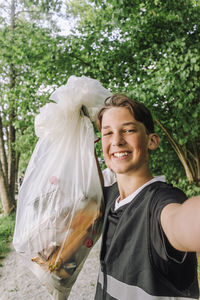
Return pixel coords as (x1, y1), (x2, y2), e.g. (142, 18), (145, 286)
(114, 175), (166, 211)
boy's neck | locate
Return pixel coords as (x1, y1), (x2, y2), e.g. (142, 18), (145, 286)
(116, 170), (153, 201)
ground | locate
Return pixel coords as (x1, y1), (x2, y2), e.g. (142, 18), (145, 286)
(0, 239), (101, 300)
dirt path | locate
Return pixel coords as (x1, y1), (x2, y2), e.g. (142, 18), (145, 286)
(0, 239), (101, 300)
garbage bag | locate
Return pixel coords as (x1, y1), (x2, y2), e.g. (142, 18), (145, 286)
(13, 75), (111, 299)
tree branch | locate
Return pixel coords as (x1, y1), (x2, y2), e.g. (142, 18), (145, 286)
(193, 141), (200, 185)
(155, 119), (194, 183)
(68, 53), (114, 76)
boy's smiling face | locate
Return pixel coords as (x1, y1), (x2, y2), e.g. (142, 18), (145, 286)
(101, 106), (153, 176)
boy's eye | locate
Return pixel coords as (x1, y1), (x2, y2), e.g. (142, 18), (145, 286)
(123, 129), (136, 133)
(102, 131), (112, 136)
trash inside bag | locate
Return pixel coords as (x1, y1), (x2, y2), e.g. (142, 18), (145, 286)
(13, 76), (111, 299)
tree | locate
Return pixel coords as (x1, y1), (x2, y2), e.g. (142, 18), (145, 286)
(1, 0), (199, 215)
(64, 0), (200, 189)
(0, 0), (74, 214)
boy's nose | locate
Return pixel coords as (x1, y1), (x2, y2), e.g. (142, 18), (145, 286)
(112, 132), (125, 146)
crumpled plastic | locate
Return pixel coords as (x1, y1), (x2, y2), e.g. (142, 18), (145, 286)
(13, 75), (112, 300)
(35, 75), (110, 139)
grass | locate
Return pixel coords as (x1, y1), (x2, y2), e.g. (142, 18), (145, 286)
(0, 212), (16, 262)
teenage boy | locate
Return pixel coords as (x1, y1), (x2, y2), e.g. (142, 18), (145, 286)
(95, 94), (200, 300)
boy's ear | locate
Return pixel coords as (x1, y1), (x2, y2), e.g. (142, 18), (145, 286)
(148, 133), (160, 150)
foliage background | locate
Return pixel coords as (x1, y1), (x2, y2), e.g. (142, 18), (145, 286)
(0, 0), (200, 214)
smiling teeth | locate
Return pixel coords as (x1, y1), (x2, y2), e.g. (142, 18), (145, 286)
(114, 152), (128, 157)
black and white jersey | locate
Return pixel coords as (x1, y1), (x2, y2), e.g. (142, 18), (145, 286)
(95, 182), (199, 300)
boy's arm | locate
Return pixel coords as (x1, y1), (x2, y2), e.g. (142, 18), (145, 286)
(161, 195), (200, 252)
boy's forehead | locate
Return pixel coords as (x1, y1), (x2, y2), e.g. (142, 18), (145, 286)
(101, 107), (145, 130)
(102, 121), (138, 130)
(102, 106), (135, 122)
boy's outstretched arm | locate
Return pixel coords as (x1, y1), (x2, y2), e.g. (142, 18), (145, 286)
(161, 195), (200, 252)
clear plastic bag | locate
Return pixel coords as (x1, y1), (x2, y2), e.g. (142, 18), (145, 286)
(13, 76), (111, 299)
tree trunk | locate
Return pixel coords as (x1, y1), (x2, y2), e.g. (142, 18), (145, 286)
(0, 115), (14, 214)
(8, 120), (17, 208)
(0, 164), (13, 214)
(0, 0), (17, 214)
(15, 152), (20, 194)
(155, 119), (200, 186)
(193, 141), (200, 186)
(7, 0), (17, 209)
(0, 116), (8, 177)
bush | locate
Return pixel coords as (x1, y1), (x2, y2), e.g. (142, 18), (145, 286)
(171, 178), (200, 198)
(0, 212), (16, 258)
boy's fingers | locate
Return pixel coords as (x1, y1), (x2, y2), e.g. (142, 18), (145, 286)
(94, 137), (101, 144)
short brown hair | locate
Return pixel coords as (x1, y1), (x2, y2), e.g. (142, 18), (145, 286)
(96, 94), (154, 134)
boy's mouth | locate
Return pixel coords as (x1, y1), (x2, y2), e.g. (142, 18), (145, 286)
(113, 152), (130, 158)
